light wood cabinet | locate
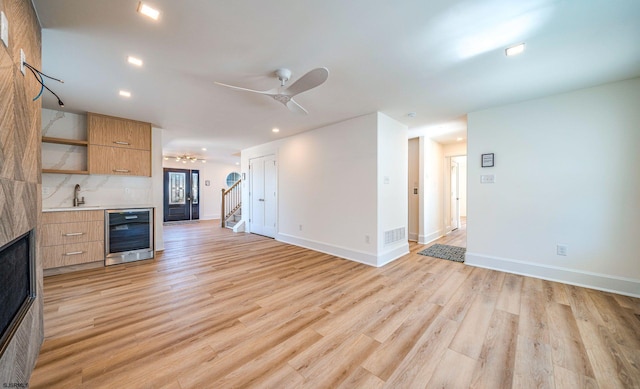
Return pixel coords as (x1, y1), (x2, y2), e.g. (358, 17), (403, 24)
(87, 113), (152, 177)
(88, 113), (151, 150)
(89, 145), (151, 176)
(42, 210), (105, 269)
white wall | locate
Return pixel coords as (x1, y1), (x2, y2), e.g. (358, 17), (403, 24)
(467, 78), (640, 297)
(41, 109), (165, 251)
(162, 159), (239, 220)
(151, 128), (164, 251)
(408, 138), (419, 241)
(418, 137), (444, 244)
(241, 112), (408, 266)
(377, 113), (409, 265)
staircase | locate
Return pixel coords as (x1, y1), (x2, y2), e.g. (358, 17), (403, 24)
(221, 179), (241, 229)
(225, 208), (242, 229)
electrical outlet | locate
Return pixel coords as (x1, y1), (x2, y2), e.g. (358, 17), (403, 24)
(0, 11), (8, 47)
(20, 49), (25, 75)
(556, 244), (568, 256)
(365, 235), (370, 244)
(299, 224), (302, 231)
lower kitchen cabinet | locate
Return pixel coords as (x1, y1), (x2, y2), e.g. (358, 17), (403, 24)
(42, 210), (105, 270)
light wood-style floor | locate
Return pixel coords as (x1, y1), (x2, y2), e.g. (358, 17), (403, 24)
(30, 220), (640, 388)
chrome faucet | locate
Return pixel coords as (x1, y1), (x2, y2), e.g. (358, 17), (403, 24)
(73, 184), (85, 207)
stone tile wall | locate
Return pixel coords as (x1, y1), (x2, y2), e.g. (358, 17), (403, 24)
(0, 0), (43, 385)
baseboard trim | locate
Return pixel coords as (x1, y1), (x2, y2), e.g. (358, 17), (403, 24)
(418, 230), (443, 245)
(408, 232), (418, 242)
(465, 252), (640, 298)
(278, 233), (384, 267)
(377, 244), (410, 267)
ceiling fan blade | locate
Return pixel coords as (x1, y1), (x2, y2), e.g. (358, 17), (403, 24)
(284, 67), (329, 97)
(214, 81), (272, 95)
(286, 99), (308, 115)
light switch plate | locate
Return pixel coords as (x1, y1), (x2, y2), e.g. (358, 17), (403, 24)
(0, 11), (8, 48)
(480, 174), (496, 183)
(20, 48), (25, 75)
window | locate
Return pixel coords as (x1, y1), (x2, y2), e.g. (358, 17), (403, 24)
(226, 172), (241, 187)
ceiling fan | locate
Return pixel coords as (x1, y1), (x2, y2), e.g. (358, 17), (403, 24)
(214, 67), (329, 114)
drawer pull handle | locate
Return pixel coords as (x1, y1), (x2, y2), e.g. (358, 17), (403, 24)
(113, 141), (130, 145)
(64, 251), (84, 256)
(113, 169), (130, 173)
(125, 216), (138, 220)
(63, 232), (84, 237)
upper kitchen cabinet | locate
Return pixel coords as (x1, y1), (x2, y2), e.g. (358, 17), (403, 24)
(88, 113), (151, 150)
(87, 113), (152, 176)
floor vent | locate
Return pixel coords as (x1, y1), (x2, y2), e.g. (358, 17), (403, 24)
(384, 227), (406, 246)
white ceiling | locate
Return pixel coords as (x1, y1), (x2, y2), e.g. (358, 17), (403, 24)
(32, 0), (640, 164)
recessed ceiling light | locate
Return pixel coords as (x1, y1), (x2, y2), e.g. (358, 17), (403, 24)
(119, 90), (131, 98)
(137, 2), (160, 20)
(272, 128), (280, 133)
(456, 137), (463, 141)
(201, 148), (207, 151)
(505, 43), (525, 57)
(127, 56), (143, 67)
(235, 162), (240, 165)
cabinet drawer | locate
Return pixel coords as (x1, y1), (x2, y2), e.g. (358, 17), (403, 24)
(42, 241), (104, 269)
(42, 220), (104, 246)
(43, 210), (104, 224)
(89, 145), (151, 176)
(88, 113), (151, 150)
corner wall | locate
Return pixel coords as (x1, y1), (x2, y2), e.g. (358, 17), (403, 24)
(0, 0), (43, 383)
(418, 137), (444, 244)
(242, 112), (408, 266)
(467, 78), (640, 297)
(377, 112), (409, 265)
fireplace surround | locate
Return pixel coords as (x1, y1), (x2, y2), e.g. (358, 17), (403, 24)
(0, 230), (36, 359)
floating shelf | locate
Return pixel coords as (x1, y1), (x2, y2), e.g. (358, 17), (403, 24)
(41, 137), (89, 174)
(41, 136), (88, 146)
(42, 169), (89, 175)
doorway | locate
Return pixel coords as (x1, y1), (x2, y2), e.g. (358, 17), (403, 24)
(443, 155), (467, 235)
(451, 159), (460, 231)
(163, 168), (200, 222)
(249, 155), (277, 238)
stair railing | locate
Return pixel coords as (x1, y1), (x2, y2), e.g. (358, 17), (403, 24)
(221, 179), (242, 227)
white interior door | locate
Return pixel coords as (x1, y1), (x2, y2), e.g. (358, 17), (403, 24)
(451, 161), (460, 231)
(249, 155), (277, 238)
(263, 156), (277, 237)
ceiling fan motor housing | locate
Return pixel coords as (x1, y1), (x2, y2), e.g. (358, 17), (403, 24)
(275, 68), (292, 85)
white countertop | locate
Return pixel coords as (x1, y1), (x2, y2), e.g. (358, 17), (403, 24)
(43, 205), (155, 212)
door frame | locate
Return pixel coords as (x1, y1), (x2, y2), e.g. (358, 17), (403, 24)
(443, 154), (466, 235)
(163, 168), (200, 222)
(450, 160), (460, 231)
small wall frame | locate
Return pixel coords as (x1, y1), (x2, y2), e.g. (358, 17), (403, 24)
(481, 153), (494, 167)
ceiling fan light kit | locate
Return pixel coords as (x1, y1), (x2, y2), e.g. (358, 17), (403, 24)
(215, 67), (329, 114)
